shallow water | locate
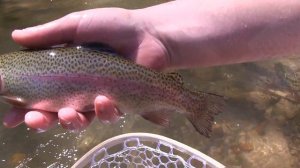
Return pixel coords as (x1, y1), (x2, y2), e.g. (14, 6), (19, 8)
(0, 1), (299, 168)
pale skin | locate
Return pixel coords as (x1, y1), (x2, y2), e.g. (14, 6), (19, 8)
(3, 0), (300, 131)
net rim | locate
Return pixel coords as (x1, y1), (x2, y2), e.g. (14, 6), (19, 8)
(72, 133), (225, 168)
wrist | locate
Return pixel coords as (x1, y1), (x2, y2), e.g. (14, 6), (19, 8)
(133, 0), (237, 69)
(134, 0), (300, 69)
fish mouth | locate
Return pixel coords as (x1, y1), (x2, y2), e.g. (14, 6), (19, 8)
(0, 74), (3, 94)
(0, 74), (7, 95)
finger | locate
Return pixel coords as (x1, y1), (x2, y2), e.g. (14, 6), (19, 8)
(58, 107), (94, 130)
(24, 111), (57, 132)
(3, 108), (26, 128)
(94, 95), (121, 124)
(12, 13), (81, 48)
(11, 8), (135, 51)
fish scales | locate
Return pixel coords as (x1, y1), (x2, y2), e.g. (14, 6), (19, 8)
(0, 46), (224, 137)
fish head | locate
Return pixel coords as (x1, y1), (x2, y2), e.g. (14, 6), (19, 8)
(0, 56), (28, 107)
(0, 64), (13, 95)
(0, 72), (28, 107)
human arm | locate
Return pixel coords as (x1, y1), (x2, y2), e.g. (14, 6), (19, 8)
(134, 0), (300, 68)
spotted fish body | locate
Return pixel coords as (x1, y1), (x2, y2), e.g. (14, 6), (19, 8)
(0, 46), (223, 137)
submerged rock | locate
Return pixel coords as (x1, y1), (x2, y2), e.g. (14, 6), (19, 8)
(254, 121), (268, 136)
(9, 152), (26, 167)
(265, 98), (300, 124)
(247, 91), (275, 111)
(231, 142), (254, 154)
(241, 124), (294, 168)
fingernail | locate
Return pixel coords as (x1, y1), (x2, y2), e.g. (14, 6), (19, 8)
(14, 26), (38, 33)
(98, 109), (121, 124)
(3, 122), (9, 127)
(60, 119), (76, 130)
(101, 120), (111, 124)
(69, 129), (81, 133)
(110, 107), (122, 123)
(12, 29), (21, 32)
(35, 128), (47, 133)
(37, 116), (52, 132)
(13, 29), (28, 33)
(60, 116), (84, 131)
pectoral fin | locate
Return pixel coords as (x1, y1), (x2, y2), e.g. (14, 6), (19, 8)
(1, 96), (27, 107)
(141, 111), (170, 127)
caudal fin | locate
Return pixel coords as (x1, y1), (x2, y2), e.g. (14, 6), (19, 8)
(185, 91), (225, 138)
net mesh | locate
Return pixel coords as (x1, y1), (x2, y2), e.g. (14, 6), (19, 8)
(89, 137), (210, 168)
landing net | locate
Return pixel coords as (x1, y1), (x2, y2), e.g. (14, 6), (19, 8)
(72, 133), (225, 168)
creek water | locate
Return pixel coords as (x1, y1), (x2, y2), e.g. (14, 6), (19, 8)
(0, 1), (299, 167)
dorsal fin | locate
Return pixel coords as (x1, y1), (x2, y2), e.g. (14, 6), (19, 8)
(167, 72), (183, 85)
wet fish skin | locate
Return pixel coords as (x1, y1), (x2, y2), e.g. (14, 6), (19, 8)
(0, 46), (224, 137)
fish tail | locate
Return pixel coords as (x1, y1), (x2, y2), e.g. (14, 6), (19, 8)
(184, 90), (225, 138)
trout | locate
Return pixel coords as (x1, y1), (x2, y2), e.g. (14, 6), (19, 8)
(0, 45), (224, 137)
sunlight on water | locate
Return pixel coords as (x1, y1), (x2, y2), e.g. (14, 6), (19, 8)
(15, 130), (85, 168)
(0, 0), (299, 168)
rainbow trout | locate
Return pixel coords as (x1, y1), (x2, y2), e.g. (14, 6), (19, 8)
(0, 45), (224, 137)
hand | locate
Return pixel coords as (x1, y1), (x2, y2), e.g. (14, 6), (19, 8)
(4, 8), (170, 131)
(3, 96), (121, 131)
